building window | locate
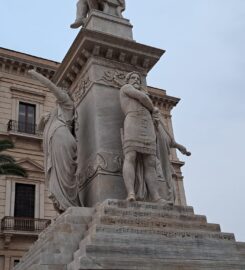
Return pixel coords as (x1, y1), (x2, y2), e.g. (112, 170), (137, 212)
(18, 102), (36, 134)
(13, 259), (20, 267)
(14, 183), (36, 231)
(14, 183), (35, 218)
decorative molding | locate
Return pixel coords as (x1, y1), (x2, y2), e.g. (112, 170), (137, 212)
(53, 29), (164, 87)
(16, 158), (44, 173)
(98, 69), (127, 88)
(78, 152), (123, 190)
(72, 76), (92, 105)
(10, 85), (46, 103)
(0, 55), (57, 80)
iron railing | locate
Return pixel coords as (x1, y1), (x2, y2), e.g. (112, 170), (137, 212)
(7, 120), (43, 137)
(1, 216), (51, 233)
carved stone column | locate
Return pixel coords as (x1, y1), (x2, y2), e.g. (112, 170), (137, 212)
(53, 12), (164, 207)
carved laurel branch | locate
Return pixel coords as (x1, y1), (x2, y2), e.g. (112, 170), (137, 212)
(72, 76), (92, 105)
(78, 152), (123, 189)
(98, 69), (127, 88)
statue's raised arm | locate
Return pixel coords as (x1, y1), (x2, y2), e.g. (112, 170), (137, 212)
(28, 69), (80, 213)
(28, 70), (71, 105)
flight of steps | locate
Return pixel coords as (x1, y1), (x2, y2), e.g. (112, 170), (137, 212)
(15, 200), (245, 270)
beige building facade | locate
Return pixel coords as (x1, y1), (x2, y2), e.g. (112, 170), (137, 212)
(0, 47), (186, 270)
(0, 48), (59, 270)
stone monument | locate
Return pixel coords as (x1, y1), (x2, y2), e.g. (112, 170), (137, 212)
(14, 1), (245, 269)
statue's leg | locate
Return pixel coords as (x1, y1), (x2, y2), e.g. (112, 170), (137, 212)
(143, 154), (165, 202)
(123, 151), (137, 201)
(70, 0), (89, 28)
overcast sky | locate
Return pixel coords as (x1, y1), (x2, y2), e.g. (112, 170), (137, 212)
(1, 1), (245, 241)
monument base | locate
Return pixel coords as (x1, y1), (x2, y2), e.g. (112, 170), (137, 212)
(85, 10), (133, 40)
(15, 200), (245, 270)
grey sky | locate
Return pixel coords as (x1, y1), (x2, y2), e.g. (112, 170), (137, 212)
(1, 1), (245, 241)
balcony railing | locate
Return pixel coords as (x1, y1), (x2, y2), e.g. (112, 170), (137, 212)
(7, 120), (43, 137)
(1, 217), (51, 233)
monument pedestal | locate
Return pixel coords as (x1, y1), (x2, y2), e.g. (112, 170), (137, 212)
(53, 21), (164, 207)
(15, 200), (245, 270)
(16, 5), (245, 270)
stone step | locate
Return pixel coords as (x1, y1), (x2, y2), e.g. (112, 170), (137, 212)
(69, 254), (245, 270)
(15, 225), (85, 270)
(96, 204), (207, 223)
(91, 215), (221, 232)
(99, 199), (194, 215)
(82, 241), (241, 262)
(29, 265), (66, 270)
(237, 242), (245, 257)
(14, 208), (93, 270)
(79, 230), (236, 250)
(86, 224), (235, 242)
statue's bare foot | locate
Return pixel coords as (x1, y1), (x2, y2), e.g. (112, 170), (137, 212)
(70, 18), (86, 29)
(127, 193), (136, 202)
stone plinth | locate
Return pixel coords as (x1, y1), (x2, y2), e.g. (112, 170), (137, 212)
(85, 10), (133, 40)
(52, 25), (164, 207)
(15, 200), (245, 270)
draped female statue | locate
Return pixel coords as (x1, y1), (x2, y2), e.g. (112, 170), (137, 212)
(28, 70), (81, 213)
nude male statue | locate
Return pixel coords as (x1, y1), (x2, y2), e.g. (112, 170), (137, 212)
(120, 72), (166, 203)
(71, 0), (126, 28)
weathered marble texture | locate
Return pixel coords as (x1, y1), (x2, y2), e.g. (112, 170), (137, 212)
(14, 200), (245, 270)
(28, 70), (81, 213)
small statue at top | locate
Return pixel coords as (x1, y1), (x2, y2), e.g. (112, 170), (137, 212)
(71, 0), (126, 28)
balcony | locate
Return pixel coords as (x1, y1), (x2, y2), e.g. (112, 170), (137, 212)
(7, 120), (43, 137)
(1, 216), (51, 234)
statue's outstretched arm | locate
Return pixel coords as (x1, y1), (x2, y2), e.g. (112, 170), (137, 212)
(122, 84), (154, 112)
(157, 114), (191, 156)
(172, 142), (191, 156)
(28, 70), (69, 103)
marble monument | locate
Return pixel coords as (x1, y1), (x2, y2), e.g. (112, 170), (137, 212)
(14, 1), (245, 269)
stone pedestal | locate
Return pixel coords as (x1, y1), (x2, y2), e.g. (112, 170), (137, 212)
(53, 15), (164, 207)
(14, 200), (245, 270)
(85, 10), (133, 40)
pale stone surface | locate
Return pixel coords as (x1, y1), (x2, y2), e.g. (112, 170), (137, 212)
(85, 10), (133, 40)
(119, 72), (191, 203)
(14, 200), (245, 270)
(28, 70), (81, 213)
(71, 0), (126, 29)
(120, 72), (164, 202)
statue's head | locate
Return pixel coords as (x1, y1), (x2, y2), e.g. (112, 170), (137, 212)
(126, 71), (141, 90)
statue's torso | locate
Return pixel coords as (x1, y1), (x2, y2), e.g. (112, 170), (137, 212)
(120, 86), (156, 155)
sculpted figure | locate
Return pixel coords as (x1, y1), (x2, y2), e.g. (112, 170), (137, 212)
(28, 70), (81, 213)
(120, 72), (191, 204)
(120, 72), (166, 203)
(71, 0), (126, 28)
(154, 109), (191, 203)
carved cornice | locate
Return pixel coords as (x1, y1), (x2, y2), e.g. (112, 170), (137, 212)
(53, 29), (165, 88)
(0, 48), (58, 79)
(148, 87), (180, 111)
(10, 85), (46, 103)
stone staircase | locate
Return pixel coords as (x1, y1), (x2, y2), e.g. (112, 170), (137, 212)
(15, 200), (245, 270)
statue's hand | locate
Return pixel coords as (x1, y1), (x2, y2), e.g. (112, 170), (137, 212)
(179, 145), (191, 156)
